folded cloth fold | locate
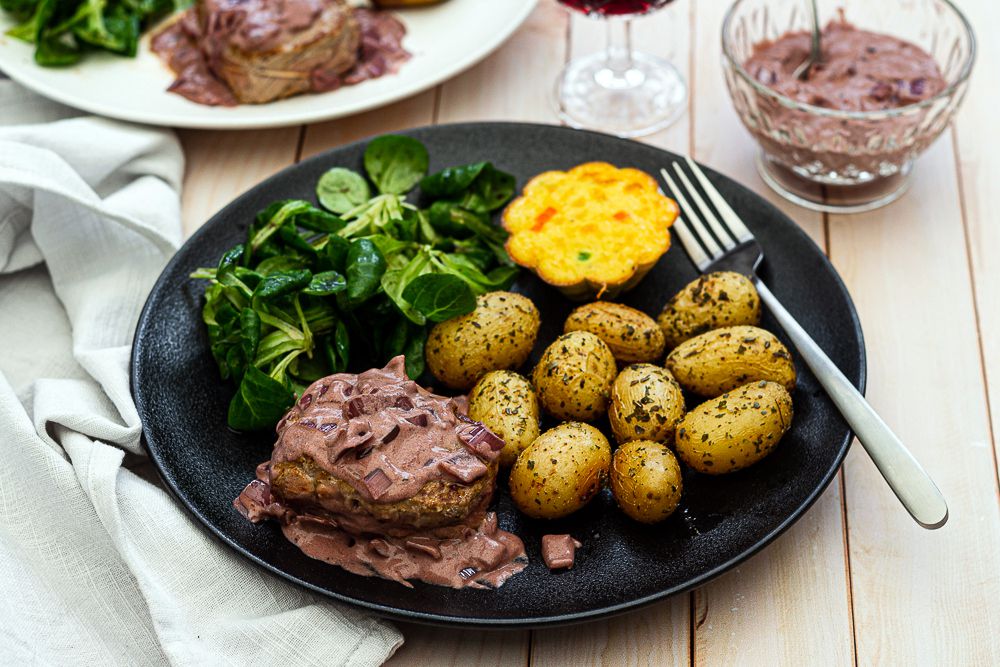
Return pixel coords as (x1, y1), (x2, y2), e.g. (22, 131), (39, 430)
(0, 80), (402, 666)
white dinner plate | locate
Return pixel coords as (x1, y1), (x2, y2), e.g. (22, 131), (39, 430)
(0, 0), (537, 129)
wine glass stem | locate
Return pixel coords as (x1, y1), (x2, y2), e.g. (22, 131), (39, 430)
(603, 18), (636, 86)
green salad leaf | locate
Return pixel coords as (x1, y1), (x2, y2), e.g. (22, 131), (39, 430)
(364, 135), (429, 195)
(191, 134), (520, 431)
(402, 273), (476, 323)
(317, 167), (371, 214)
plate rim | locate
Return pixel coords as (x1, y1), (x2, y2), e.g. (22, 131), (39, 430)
(131, 121), (867, 627)
(0, 0), (537, 129)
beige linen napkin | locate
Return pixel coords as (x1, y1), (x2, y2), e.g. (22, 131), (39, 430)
(0, 80), (402, 666)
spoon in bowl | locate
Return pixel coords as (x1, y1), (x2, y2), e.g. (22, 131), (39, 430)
(792, 0), (822, 80)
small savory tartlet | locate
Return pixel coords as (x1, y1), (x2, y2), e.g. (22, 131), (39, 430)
(502, 162), (679, 300)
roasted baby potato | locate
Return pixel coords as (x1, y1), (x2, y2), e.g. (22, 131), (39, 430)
(608, 364), (685, 444)
(610, 441), (683, 523)
(658, 272), (761, 348)
(675, 381), (793, 474)
(468, 371), (541, 468)
(508, 422), (611, 519)
(426, 291), (540, 390)
(563, 301), (666, 363)
(665, 325), (796, 396)
(531, 331), (617, 420)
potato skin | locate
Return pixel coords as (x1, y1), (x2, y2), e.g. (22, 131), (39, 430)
(468, 371), (541, 468)
(426, 291), (540, 390)
(675, 381), (793, 474)
(508, 422), (611, 519)
(610, 441), (683, 523)
(531, 331), (617, 420)
(608, 364), (685, 444)
(564, 301), (666, 363)
(658, 272), (761, 349)
(665, 325), (796, 396)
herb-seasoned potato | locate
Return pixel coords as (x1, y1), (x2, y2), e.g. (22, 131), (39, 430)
(665, 325), (796, 396)
(675, 381), (793, 474)
(508, 422), (611, 519)
(608, 364), (685, 444)
(610, 441), (683, 523)
(658, 272), (761, 349)
(468, 371), (541, 468)
(531, 331), (617, 420)
(425, 291), (540, 390)
(563, 301), (666, 363)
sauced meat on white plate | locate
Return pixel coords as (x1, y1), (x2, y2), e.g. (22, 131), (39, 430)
(151, 0), (410, 106)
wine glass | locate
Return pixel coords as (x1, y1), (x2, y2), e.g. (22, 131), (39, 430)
(555, 0), (687, 137)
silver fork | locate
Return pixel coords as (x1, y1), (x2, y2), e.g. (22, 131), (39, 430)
(660, 158), (948, 530)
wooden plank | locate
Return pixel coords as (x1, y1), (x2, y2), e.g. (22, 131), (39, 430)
(386, 623), (529, 667)
(531, 5), (693, 665)
(299, 90), (437, 159)
(177, 128), (301, 237)
(436, 1), (567, 124)
(685, 1), (854, 665)
(952, 0), (1000, 484)
(831, 135), (1000, 666)
(531, 603), (689, 667)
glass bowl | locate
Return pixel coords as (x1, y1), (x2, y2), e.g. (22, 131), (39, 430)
(721, 0), (975, 213)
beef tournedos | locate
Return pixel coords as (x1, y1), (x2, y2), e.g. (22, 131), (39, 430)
(235, 356), (528, 589)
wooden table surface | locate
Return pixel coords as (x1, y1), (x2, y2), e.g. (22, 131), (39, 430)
(177, 2), (1000, 664)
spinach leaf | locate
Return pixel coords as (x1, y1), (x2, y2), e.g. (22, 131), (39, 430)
(343, 238), (386, 304)
(403, 326), (427, 379)
(317, 167), (371, 214)
(402, 273), (477, 322)
(419, 162), (487, 199)
(369, 234), (414, 264)
(333, 320), (350, 372)
(217, 244), (245, 278)
(253, 269), (311, 301)
(239, 308), (261, 370)
(291, 207), (345, 234)
(427, 201), (473, 238)
(0, 0), (38, 19)
(303, 270), (347, 296)
(435, 252), (517, 293)
(255, 255), (307, 276)
(451, 236), (496, 271)
(364, 135), (429, 195)
(320, 235), (351, 273)
(383, 316), (409, 359)
(34, 33), (82, 66)
(460, 164), (516, 212)
(248, 200), (312, 256)
(278, 224), (318, 258)
(227, 365), (294, 431)
(234, 266), (262, 289)
(381, 251), (431, 325)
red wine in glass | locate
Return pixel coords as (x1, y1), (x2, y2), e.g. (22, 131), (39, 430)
(558, 0), (675, 17)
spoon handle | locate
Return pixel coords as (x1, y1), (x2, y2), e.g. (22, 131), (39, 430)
(808, 0), (821, 62)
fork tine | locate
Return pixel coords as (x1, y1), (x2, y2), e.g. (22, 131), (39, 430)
(660, 168), (724, 260)
(672, 163), (736, 250)
(684, 156), (754, 242)
(672, 218), (712, 271)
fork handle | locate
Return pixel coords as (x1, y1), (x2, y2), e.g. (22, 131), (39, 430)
(754, 280), (948, 529)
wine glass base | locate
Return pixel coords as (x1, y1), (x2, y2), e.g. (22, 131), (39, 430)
(554, 50), (687, 138)
(756, 152), (913, 214)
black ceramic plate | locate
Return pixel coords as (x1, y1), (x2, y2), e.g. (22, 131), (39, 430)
(132, 122), (865, 627)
